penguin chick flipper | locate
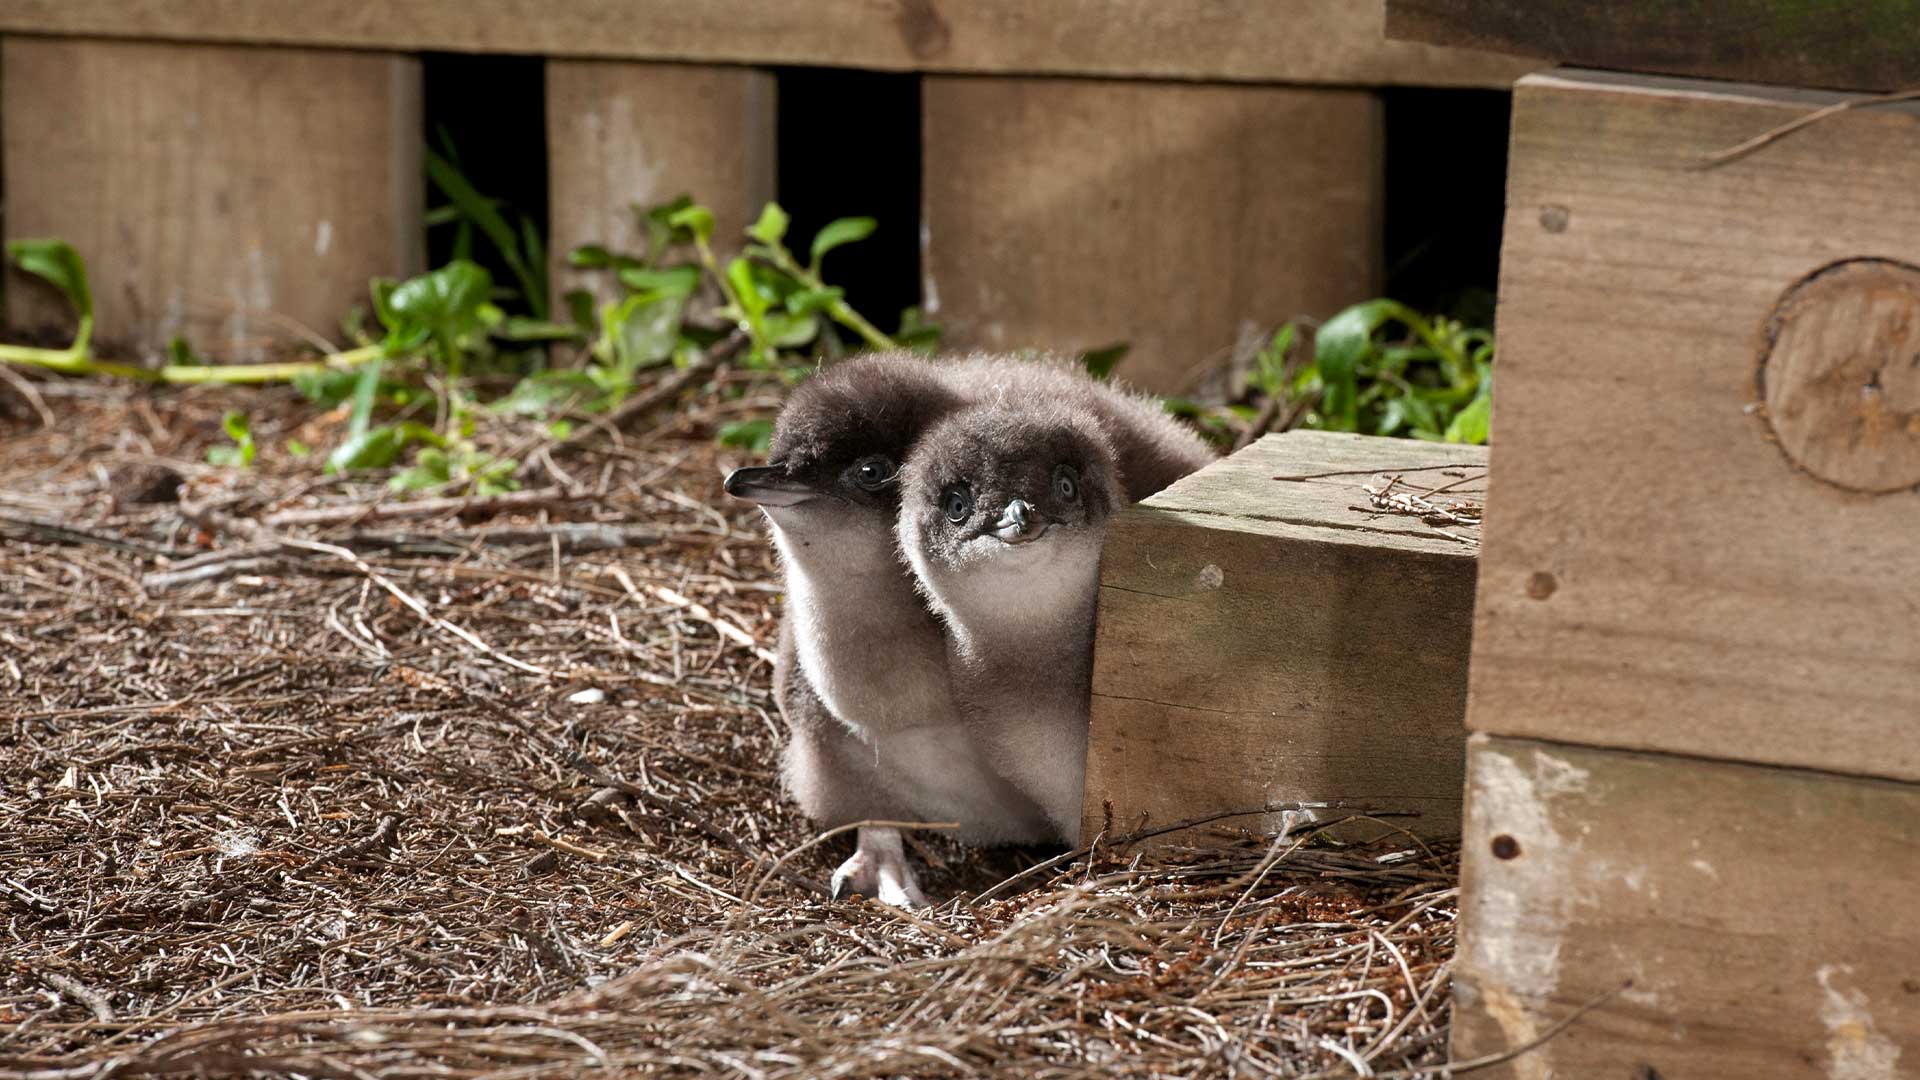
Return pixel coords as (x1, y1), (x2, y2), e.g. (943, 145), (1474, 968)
(829, 827), (929, 908)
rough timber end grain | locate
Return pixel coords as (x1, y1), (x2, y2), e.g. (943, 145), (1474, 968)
(1081, 431), (1484, 847)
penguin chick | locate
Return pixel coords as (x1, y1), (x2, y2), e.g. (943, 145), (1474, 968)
(898, 402), (1125, 841)
(727, 354), (1051, 905)
(945, 352), (1216, 501)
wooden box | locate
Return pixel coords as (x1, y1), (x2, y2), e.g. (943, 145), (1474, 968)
(1081, 430), (1485, 846)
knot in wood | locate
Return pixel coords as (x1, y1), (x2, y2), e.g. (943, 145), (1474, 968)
(1757, 258), (1920, 493)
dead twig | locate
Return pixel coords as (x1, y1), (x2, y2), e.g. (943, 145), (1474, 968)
(38, 972), (116, 1024)
(1698, 86), (1920, 169)
(261, 486), (592, 529)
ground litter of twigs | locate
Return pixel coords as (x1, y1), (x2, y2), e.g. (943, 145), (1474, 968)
(0, 369), (1460, 1079)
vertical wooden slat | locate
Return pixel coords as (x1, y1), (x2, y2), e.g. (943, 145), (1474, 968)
(923, 76), (1382, 393)
(545, 60), (775, 312)
(3, 37), (422, 357)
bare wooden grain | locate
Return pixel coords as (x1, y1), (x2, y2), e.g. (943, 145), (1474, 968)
(1453, 734), (1920, 1078)
(0, 1), (1537, 88)
(546, 61), (775, 312)
(923, 77), (1383, 393)
(1082, 431), (1484, 846)
(3, 37), (421, 354)
(1467, 70), (1920, 783)
(1386, 0), (1920, 92)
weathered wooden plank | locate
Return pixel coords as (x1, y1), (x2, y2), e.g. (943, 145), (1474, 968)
(1082, 431), (1484, 846)
(3, 37), (421, 355)
(1466, 70), (1920, 783)
(546, 61), (775, 312)
(0, 1), (1537, 88)
(1453, 735), (1920, 1077)
(924, 77), (1383, 393)
(1386, 0), (1920, 92)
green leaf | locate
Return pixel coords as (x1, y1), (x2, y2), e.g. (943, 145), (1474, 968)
(166, 336), (200, 367)
(286, 439), (311, 459)
(387, 261), (497, 369)
(1444, 384), (1492, 445)
(785, 286), (845, 316)
(642, 195), (697, 259)
(345, 358), (385, 438)
(1080, 342), (1130, 380)
(491, 370), (607, 417)
(717, 418), (774, 453)
(809, 217), (876, 269)
(726, 258), (766, 318)
(390, 260), (492, 330)
(9, 239), (92, 321)
(668, 204), (717, 246)
(1313, 300), (1414, 432)
(599, 292), (688, 391)
(617, 265), (702, 299)
(326, 421), (441, 474)
(748, 203), (791, 245)
(389, 447), (452, 491)
(425, 148), (546, 319)
(206, 410), (255, 468)
(762, 312), (820, 349)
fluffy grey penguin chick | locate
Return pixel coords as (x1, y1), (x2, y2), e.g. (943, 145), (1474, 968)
(898, 402), (1129, 841)
(726, 353), (1051, 907)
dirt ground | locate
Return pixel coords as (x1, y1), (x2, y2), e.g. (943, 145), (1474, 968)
(0, 371), (1460, 1078)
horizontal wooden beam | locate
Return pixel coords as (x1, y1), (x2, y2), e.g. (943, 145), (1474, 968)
(1386, 0), (1920, 91)
(0, 1), (1538, 87)
(1454, 735), (1920, 1076)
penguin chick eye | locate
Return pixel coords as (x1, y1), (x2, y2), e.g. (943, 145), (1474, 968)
(1054, 467), (1080, 502)
(848, 455), (897, 491)
(941, 484), (974, 524)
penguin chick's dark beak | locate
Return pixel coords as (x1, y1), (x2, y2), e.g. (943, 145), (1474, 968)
(724, 464), (823, 507)
(988, 498), (1050, 544)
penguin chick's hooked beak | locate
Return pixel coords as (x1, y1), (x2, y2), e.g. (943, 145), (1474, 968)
(987, 498), (1050, 545)
(724, 463), (824, 508)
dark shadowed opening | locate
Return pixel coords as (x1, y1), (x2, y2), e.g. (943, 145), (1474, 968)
(421, 53), (550, 308)
(1381, 88), (1511, 329)
(774, 68), (923, 337)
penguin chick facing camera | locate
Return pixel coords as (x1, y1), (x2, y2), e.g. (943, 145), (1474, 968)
(898, 402), (1126, 842)
(724, 353), (1051, 909)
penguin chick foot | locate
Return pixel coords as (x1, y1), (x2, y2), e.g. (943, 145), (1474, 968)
(829, 826), (929, 908)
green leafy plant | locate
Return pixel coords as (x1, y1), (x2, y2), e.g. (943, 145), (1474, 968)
(205, 410), (257, 468)
(1176, 300), (1494, 450)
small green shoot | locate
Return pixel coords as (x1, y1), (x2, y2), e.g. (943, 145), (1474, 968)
(205, 411), (257, 468)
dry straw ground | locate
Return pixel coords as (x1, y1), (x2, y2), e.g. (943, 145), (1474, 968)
(0, 368), (1460, 1078)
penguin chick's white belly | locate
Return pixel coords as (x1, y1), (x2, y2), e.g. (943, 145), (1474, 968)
(871, 722), (1055, 845)
(774, 524), (955, 737)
